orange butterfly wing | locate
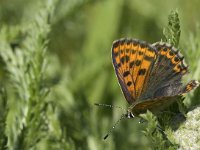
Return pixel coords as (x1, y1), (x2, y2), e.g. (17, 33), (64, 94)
(112, 39), (157, 104)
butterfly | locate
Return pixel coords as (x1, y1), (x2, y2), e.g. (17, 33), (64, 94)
(96, 38), (199, 139)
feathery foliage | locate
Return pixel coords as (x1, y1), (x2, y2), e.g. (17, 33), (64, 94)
(163, 10), (181, 47)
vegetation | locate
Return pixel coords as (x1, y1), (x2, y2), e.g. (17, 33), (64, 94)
(0, 0), (200, 149)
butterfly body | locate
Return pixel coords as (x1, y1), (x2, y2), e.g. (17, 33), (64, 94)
(112, 38), (199, 116)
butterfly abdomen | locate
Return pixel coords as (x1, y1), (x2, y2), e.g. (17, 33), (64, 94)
(182, 80), (200, 93)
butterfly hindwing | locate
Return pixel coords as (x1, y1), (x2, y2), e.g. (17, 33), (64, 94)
(153, 42), (188, 79)
(139, 42), (190, 100)
(132, 80), (199, 115)
(132, 95), (182, 115)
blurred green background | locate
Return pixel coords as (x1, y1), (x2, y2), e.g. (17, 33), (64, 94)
(0, 0), (200, 149)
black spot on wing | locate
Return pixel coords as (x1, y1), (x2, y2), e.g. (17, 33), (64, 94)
(126, 49), (129, 53)
(129, 61), (135, 68)
(114, 52), (119, 57)
(120, 55), (129, 64)
(140, 43), (146, 48)
(131, 50), (136, 54)
(135, 60), (141, 66)
(123, 71), (130, 77)
(127, 81), (132, 86)
(116, 63), (121, 68)
(163, 47), (167, 51)
(139, 51), (143, 55)
(125, 55), (130, 62)
(120, 57), (125, 64)
(169, 51), (174, 56)
(138, 69), (146, 75)
(174, 56), (179, 62)
(144, 55), (155, 61)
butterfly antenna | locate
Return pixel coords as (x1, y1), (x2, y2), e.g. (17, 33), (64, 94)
(94, 103), (126, 112)
(103, 114), (126, 140)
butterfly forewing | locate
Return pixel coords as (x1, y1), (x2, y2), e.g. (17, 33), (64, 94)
(112, 39), (157, 104)
(131, 42), (199, 115)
